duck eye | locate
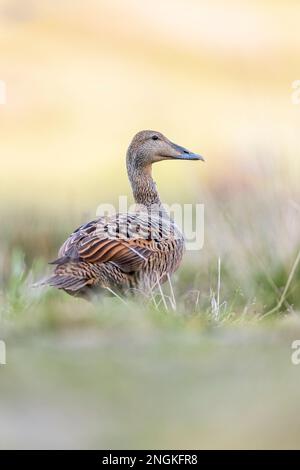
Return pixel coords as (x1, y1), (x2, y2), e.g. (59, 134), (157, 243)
(152, 135), (159, 141)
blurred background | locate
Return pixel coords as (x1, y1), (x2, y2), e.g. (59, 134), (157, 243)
(0, 0), (300, 449)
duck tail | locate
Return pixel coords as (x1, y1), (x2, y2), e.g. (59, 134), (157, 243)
(32, 275), (90, 291)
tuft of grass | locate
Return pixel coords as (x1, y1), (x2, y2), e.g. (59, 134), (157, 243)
(0, 242), (299, 340)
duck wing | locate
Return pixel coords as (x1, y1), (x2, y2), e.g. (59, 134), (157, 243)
(51, 212), (176, 273)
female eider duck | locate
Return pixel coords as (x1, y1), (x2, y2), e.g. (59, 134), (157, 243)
(42, 131), (204, 298)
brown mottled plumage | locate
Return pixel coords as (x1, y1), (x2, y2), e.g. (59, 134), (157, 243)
(40, 130), (204, 299)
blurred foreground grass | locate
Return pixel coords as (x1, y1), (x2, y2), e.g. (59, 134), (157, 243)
(1, 282), (300, 449)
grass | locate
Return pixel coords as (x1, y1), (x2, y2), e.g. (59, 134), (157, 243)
(1, 279), (300, 448)
(0, 182), (299, 449)
(0, 196), (300, 449)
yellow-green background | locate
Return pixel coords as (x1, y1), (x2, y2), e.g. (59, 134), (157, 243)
(1, 0), (299, 208)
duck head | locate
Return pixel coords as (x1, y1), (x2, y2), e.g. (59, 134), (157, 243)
(126, 130), (204, 171)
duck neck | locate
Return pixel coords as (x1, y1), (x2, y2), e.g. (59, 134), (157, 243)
(127, 164), (162, 209)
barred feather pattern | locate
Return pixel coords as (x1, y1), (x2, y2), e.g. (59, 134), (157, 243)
(40, 130), (198, 299)
(45, 211), (184, 297)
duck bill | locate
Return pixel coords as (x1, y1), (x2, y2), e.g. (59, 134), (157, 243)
(170, 142), (205, 161)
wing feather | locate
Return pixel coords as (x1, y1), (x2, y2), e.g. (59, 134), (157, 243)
(53, 212), (182, 273)
(54, 213), (171, 272)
